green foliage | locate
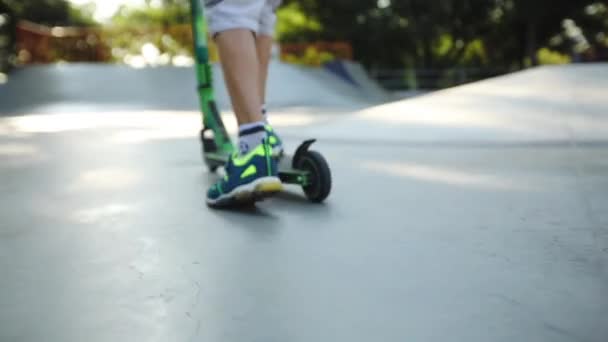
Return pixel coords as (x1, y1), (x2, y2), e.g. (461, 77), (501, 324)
(276, 2), (322, 42)
(278, 0), (505, 69)
(280, 0), (603, 69)
(0, 0), (96, 26)
(548, 2), (608, 59)
(0, 0), (98, 70)
(104, 25), (194, 64)
(3, 0), (607, 71)
(112, 2), (190, 26)
(537, 48), (571, 64)
(68, 3), (98, 26)
(108, 1), (194, 64)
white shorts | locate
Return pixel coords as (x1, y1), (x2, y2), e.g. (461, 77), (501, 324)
(204, 0), (282, 37)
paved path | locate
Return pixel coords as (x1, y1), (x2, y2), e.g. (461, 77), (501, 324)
(0, 64), (607, 342)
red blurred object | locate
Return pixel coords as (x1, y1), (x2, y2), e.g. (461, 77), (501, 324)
(16, 20), (110, 64)
(15, 20), (354, 66)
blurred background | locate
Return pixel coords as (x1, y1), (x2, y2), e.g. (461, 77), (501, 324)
(1, 3), (608, 341)
(0, 0), (606, 90)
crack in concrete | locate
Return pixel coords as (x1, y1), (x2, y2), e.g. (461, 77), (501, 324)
(183, 263), (203, 342)
(561, 88), (608, 280)
(490, 293), (595, 342)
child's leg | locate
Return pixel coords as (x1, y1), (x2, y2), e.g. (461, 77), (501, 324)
(216, 30), (264, 125)
(207, 0), (265, 126)
(255, 34), (283, 156)
(256, 34), (273, 106)
(205, 0), (282, 207)
(257, 0), (281, 110)
(256, 0), (284, 156)
(207, 0), (268, 154)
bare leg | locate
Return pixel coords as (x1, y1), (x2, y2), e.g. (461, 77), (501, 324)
(215, 29), (264, 125)
(255, 33), (283, 155)
(256, 34), (273, 105)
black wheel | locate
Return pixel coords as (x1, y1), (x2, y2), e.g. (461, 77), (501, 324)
(206, 161), (220, 173)
(295, 150), (332, 203)
(201, 129), (219, 172)
(200, 129), (217, 154)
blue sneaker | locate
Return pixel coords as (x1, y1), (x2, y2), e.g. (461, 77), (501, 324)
(207, 139), (282, 207)
(265, 125), (284, 158)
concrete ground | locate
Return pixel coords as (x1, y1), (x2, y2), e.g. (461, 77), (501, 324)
(0, 63), (607, 342)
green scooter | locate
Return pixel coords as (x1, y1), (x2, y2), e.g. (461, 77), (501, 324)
(189, 0), (332, 203)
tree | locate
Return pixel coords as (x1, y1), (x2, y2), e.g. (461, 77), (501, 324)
(490, 0), (596, 66)
(281, 0), (495, 69)
(281, 0), (603, 69)
(0, 0), (96, 26)
(0, 1), (16, 71)
(112, 0), (191, 26)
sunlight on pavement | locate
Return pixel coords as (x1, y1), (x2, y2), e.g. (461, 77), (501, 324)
(71, 168), (141, 190)
(110, 127), (197, 143)
(364, 161), (534, 191)
(356, 68), (608, 141)
(456, 67), (608, 106)
(3, 112), (198, 134)
(0, 143), (39, 157)
(0, 124), (31, 138)
(358, 100), (515, 129)
(356, 89), (561, 137)
(1, 110), (327, 145)
(73, 203), (135, 224)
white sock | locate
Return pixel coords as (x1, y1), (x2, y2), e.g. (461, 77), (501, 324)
(238, 121), (266, 155)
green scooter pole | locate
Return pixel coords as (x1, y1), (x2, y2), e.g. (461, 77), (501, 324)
(190, 0), (234, 157)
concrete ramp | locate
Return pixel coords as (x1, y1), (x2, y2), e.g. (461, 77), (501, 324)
(0, 61), (383, 116)
(1, 63), (607, 342)
(282, 64), (608, 145)
(324, 60), (391, 102)
(264, 61), (384, 108)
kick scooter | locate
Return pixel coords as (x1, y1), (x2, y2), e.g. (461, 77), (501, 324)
(189, 0), (332, 203)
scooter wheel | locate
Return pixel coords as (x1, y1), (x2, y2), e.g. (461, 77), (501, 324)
(295, 150), (332, 203)
(204, 158), (222, 173)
